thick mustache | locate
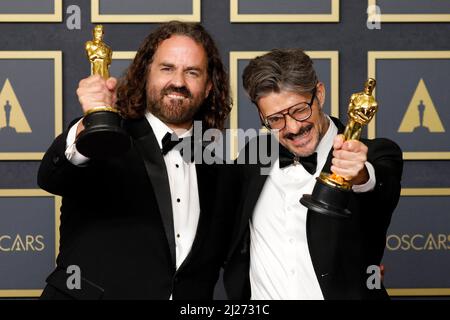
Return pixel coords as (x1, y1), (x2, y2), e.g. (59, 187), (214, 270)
(161, 86), (192, 99)
(284, 124), (313, 140)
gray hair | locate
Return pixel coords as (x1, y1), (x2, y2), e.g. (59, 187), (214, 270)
(242, 49), (318, 104)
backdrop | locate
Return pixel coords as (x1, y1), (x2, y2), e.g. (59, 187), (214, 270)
(0, 0), (449, 299)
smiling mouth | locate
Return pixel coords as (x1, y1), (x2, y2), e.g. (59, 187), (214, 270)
(286, 125), (313, 141)
(166, 93), (187, 100)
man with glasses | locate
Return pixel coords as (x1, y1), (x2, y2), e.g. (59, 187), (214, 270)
(223, 49), (403, 300)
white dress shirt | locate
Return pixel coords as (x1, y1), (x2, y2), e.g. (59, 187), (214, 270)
(249, 117), (376, 300)
(65, 113), (200, 270)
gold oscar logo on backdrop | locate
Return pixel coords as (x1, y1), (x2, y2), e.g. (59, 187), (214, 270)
(0, 234), (45, 252)
(386, 233), (450, 251)
(398, 78), (445, 133)
(0, 78), (32, 133)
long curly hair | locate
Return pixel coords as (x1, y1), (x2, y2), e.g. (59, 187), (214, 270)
(116, 21), (231, 130)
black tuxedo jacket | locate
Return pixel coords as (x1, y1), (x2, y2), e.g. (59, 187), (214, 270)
(223, 117), (403, 300)
(38, 117), (233, 300)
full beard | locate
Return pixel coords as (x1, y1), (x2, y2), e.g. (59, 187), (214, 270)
(146, 85), (204, 126)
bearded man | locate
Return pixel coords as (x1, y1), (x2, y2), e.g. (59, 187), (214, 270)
(38, 21), (232, 300)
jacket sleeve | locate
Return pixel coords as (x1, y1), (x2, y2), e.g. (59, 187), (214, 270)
(355, 138), (403, 263)
(37, 118), (99, 197)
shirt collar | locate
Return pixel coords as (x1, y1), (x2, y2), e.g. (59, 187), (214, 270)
(145, 112), (193, 149)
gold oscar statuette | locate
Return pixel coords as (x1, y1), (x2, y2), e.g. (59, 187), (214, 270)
(75, 25), (130, 158)
(86, 24), (112, 80)
(300, 78), (378, 218)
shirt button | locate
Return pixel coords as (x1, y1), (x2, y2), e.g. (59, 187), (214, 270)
(289, 238), (295, 244)
(177, 234), (180, 238)
(177, 198), (180, 203)
(176, 164), (179, 168)
(291, 269), (296, 275)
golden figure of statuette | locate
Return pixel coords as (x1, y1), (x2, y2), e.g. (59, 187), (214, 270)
(75, 25), (130, 158)
(321, 78), (378, 190)
(85, 25), (112, 80)
(300, 79), (378, 218)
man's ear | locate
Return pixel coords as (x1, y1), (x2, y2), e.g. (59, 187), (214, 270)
(258, 110), (264, 123)
(205, 80), (212, 99)
(316, 82), (326, 109)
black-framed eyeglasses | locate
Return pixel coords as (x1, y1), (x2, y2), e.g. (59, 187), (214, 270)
(262, 88), (316, 130)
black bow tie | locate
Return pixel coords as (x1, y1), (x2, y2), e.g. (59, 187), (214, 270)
(161, 132), (183, 155)
(161, 132), (195, 162)
(279, 144), (317, 174)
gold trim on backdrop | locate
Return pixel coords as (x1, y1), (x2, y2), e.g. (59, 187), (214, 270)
(0, 189), (50, 196)
(230, 51), (339, 159)
(55, 196), (61, 259)
(112, 52), (137, 60)
(0, 290), (43, 297)
(0, 153), (44, 160)
(111, 51), (137, 79)
(401, 188), (450, 196)
(368, 0), (450, 22)
(368, 51), (450, 160)
(388, 288), (450, 296)
(0, 0), (62, 22)
(230, 0), (339, 23)
(0, 51), (62, 161)
(92, 0), (201, 23)
(0, 189), (60, 298)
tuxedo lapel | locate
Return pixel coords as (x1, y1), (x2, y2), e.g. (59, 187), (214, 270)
(228, 163), (269, 260)
(306, 116), (347, 298)
(320, 117), (345, 174)
(306, 208), (343, 298)
(125, 118), (176, 267)
(194, 163), (215, 247)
